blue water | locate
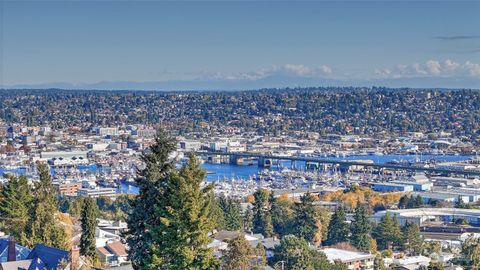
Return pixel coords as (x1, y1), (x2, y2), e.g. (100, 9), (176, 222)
(203, 154), (473, 181)
(2, 154), (473, 195)
(204, 163), (259, 181)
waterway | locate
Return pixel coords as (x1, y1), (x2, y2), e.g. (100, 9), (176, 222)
(203, 154), (473, 181)
(1, 154), (474, 196)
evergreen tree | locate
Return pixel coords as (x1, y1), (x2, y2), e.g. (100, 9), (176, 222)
(270, 193), (294, 236)
(373, 213), (403, 250)
(148, 152), (219, 269)
(291, 194), (320, 243)
(398, 195), (409, 209)
(271, 236), (341, 270)
(424, 261), (445, 270)
(374, 254), (387, 270)
(455, 196), (470, 209)
(23, 163), (68, 249)
(326, 205), (349, 246)
(222, 236), (253, 270)
(243, 207), (254, 233)
(219, 195), (243, 231)
(252, 189), (273, 237)
(415, 195), (424, 208)
(271, 236), (316, 270)
(350, 204), (372, 252)
(80, 197), (99, 262)
(461, 235), (480, 269)
(403, 221), (423, 255)
(0, 175), (33, 240)
(253, 243), (266, 269)
(209, 195), (226, 230)
(126, 131), (177, 269)
(68, 197), (87, 217)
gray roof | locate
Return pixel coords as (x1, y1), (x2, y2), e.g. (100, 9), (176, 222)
(0, 259), (32, 270)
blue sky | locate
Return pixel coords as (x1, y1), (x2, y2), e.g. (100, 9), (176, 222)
(1, 0), (480, 90)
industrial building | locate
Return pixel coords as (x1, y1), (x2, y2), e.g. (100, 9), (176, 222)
(371, 208), (480, 226)
(372, 183), (414, 192)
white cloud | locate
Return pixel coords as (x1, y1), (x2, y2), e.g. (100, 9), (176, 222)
(375, 59), (480, 79)
(198, 64), (334, 81)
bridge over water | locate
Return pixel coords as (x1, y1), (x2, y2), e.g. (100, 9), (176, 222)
(195, 151), (480, 177)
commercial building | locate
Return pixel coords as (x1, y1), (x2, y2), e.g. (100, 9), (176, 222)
(40, 151), (88, 160)
(371, 208), (480, 226)
(135, 128), (156, 138)
(96, 127), (119, 136)
(390, 180), (433, 192)
(40, 151), (89, 166)
(179, 140), (202, 151)
(55, 182), (82, 196)
(412, 192), (465, 204)
(372, 183), (414, 192)
(431, 176), (479, 187)
(77, 187), (117, 198)
(430, 188), (480, 203)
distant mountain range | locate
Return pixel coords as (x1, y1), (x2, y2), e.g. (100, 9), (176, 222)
(4, 75), (480, 91)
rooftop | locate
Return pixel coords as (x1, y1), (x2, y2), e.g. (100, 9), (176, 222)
(321, 248), (374, 263)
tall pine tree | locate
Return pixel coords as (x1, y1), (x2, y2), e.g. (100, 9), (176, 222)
(350, 204), (372, 252)
(270, 193), (294, 237)
(252, 189), (273, 237)
(219, 195), (243, 231)
(0, 175), (33, 241)
(403, 221), (423, 255)
(243, 207), (254, 233)
(222, 236), (253, 270)
(126, 131), (177, 269)
(152, 153), (218, 269)
(80, 197), (99, 262)
(292, 194), (322, 244)
(373, 213), (403, 250)
(127, 132), (218, 269)
(23, 163), (68, 249)
(326, 205), (349, 246)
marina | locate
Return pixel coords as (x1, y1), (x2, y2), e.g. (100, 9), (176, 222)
(1, 154), (474, 197)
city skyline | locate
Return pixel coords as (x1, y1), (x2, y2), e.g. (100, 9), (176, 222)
(1, 1), (480, 90)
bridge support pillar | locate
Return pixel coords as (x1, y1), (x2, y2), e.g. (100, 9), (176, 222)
(258, 157), (273, 168)
(229, 155), (244, 165)
(306, 161), (320, 170)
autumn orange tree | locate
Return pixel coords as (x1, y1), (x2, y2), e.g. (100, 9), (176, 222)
(321, 186), (401, 210)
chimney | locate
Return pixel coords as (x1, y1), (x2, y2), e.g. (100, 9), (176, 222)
(7, 236), (16, 262)
(70, 246), (80, 268)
